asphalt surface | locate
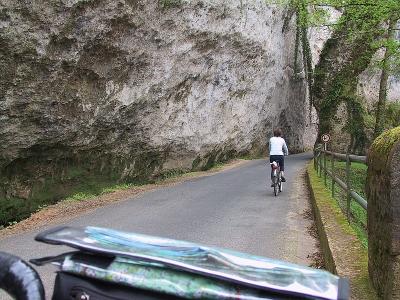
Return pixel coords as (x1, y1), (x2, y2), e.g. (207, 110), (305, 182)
(0, 152), (315, 299)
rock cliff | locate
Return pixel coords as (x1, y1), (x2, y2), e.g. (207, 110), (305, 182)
(0, 0), (313, 222)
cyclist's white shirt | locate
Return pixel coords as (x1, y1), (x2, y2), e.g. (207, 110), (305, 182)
(269, 137), (289, 156)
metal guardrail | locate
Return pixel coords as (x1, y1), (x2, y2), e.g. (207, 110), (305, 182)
(314, 148), (367, 222)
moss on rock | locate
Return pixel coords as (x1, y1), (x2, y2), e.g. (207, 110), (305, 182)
(312, 12), (379, 153)
(367, 125), (400, 298)
(368, 126), (400, 168)
(0, 148), (166, 226)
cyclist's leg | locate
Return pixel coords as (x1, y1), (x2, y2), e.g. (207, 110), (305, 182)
(269, 155), (274, 180)
(269, 155), (277, 186)
(279, 155), (286, 182)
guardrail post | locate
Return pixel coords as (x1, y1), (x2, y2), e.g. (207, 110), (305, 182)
(331, 156), (335, 198)
(345, 152), (351, 223)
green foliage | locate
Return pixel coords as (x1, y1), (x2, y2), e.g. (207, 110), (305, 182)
(385, 101), (400, 128)
(158, 0), (182, 9)
(364, 110), (376, 130)
(352, 100), (399, 148)
(333, 161), (367, 196)
(0, 172), (138, 226)
(311, 159), (368, 247)
(0, 149), (244, 227)
(370, 125), (400, 167)
(157, 169), (185, 181)
(326, 159), (367, 237)
(65, 192), (95, 202)
(0, 180), (139, 224)
(0, 197), (34, 226)
(273, 0), (400, 150)
(333, 161), (368, 243)
(65, 183), (137, 202)
(309, 161), (374, 298)
(101, 183), (136, 194)
(287, 0), (315, 112)
(343, 97), (368, 154)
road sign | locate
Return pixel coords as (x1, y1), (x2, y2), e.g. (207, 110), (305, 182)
(321, 133), (330, 143)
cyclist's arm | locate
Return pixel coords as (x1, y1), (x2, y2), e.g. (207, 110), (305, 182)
(283, 141), (289, 156)
(268, 138), (271, 155)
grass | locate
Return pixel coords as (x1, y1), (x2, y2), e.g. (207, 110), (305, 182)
(315, 157), (368, 247)
(65, 183), (139, 202)
(309, 163), (356, 236)
(1, 158), (244, 227)
(308, 163), (377, 298)
(100, 183), (136, 194)
(65, 192), (95, 202)
(158, 0), (182, 8)
(334, 161), (367, 197)
(156, 169), (185, 181)
(0, 177), (141, 225)
(54, 158), (243, 203)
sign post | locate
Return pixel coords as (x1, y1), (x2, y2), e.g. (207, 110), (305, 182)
(321, 133), (330, 187)
(321, 133), (331, 151)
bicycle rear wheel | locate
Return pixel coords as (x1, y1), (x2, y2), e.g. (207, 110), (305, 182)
(273, 177), (278, 196)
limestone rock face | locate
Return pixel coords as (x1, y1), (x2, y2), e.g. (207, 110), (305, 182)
(0, 0), (312, 213)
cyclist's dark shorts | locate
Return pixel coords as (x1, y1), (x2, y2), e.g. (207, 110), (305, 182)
(270, 155), (285, 171)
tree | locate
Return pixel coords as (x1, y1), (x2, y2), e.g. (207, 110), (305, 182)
(374, 18), (398, 138)
(276, 0), (400, 152)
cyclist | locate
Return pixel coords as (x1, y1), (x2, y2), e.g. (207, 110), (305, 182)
(269, 128), (289, 186)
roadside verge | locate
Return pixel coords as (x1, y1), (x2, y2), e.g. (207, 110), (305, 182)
(0, 159), (250, 239)
(306, 162), (377, 300)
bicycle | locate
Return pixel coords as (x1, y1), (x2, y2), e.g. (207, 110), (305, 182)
(270, 161), (283, 196)
(0, 226), (349, 300)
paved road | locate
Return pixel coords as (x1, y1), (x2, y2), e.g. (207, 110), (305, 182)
(0, 152), (315, 298)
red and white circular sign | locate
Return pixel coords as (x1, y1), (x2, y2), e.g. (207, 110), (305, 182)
(321, 133), (331, 143)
